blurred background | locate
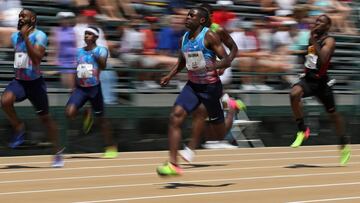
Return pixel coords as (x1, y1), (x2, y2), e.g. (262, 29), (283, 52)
(0, 0), (359, 155)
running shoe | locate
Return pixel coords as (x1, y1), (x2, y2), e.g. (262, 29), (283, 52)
(222, 94), (246, 111)
(52, 153), (64, 168)
(290, 127), (310, 148)
(8, 130), (25, 148)
(102, 146), (118, 159)
(83, 109), (94, 134)
(156, 162), (183, 176)
(179, 145), (195, 163)
(340, 145), (351, 165)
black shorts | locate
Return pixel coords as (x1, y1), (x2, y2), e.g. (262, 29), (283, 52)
(295, 77), (336, 113)
(4, 77), (49, 115)
(175, 80), (224, 123)
(66, 84), (104, 117)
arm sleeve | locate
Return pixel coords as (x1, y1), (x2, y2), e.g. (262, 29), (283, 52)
(35, 31), (48, 48)
(98, 47), (109, 60)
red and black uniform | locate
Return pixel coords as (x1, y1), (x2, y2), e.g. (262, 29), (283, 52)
(296, 36), (336, 113)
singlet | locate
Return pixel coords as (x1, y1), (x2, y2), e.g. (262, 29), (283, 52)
(76, 46), (108, 87)
(304, 36), (333, 78)
(11, 29), (48, 81)
(181, 27), (219, 84)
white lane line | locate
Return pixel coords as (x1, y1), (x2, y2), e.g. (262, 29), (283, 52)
(288, 196), (360, 203)
(0, 155), (360, 175)
(0, 161), (358, 185)
(2, 144), (358, 159)
(1, 148), (359, 166)
(1, 169), (360, 196)
(73, 182), (360, 203)
(0, 154), (359, 175)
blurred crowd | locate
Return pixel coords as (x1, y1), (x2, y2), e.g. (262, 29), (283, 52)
(0, 0), (358, 101)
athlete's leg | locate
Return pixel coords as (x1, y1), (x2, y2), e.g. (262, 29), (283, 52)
(290, 84), (305, 126)
(27, 78), (61, 154)
(328, 111), (346, 142)
(289, 81), (311, 147)
(89, 85), (117, 158)
(38, 113), (60, 153)
(1, 91), (24, 132)
(187, 104), (208, 150)
(66, 87), (88, 119)
(168, 105), (188, 164)
(1, 80), (26, 133)
(317, 84), (350, 163)
(157, 82), (200, 175)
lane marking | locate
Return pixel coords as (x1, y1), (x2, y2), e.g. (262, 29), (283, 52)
(1, 148), (355, 166)
(0, 155), (359, 174)
(1, 144), (358, 160)
(73, 182), (360, 203)
(0, 161), (359, 184)
(1, 170), (360, 196)
(288, 196), (360, 203)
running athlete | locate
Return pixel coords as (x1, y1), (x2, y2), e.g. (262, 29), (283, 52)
(1, 8), (63, 167)
(289, 15), (351, 165)
(65, 27), (118, 158)
(179, 3), (246, 162)
(157, 7), (233, 176)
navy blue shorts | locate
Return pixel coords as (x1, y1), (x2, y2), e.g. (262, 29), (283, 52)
(67, 84), (104, 116)
(4, 77), (49, 115)
(175, 80), (224, 123)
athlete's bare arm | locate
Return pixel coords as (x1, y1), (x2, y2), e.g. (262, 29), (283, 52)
(95, 54), (107, 70)
(204, 31), (231, 70)
(160, 43), (186, 87)
(217, 27), (238, 62)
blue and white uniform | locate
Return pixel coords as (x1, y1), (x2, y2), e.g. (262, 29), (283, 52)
(175, 27), (224, 123)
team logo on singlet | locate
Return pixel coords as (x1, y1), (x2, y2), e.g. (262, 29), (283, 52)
(304, 45), (318, 70)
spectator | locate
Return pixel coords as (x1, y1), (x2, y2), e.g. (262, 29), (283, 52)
(0, 0), (21, 48)
(49, 12), (77, 89)
(213, 0), (236, 27)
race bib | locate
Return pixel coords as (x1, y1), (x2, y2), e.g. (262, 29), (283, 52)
(14, 52), (30, 69)
(184, 51), (206, 71)
(304, 54), (318, 70)
(77, 64), (93, 78)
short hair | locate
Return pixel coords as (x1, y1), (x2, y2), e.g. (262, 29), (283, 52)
(194, 7), (209, 18)
(320, 14), (331, 26)
(195, 7), (210, 23)
(199, 3), (213, 14)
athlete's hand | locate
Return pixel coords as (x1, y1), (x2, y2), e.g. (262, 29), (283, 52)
(217, 68), (225, 75)
(160, 75), (171, 87)
(310, 30), (319, 45)
(20, 24), (33, 38)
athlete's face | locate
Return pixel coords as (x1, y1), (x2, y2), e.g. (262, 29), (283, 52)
(84, 31), (98, 45)
(185, 9), (205, 30)
(313, 15), (330, 35)
(17, 10), (35, 30)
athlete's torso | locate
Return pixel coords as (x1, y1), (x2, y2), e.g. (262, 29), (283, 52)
(12, 29), (48, 81)
(304, 36), (333, 78)
(181, 27), (219, 84)
(76, 46), (108, 87)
